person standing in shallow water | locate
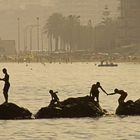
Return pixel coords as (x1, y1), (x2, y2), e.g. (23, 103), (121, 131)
(90, 82), (108, 102)
(0, 68), (10, 103)
(107, 88), (128, 105)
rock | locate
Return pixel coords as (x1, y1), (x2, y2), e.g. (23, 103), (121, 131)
(0, 102), (32, 120)
(35, 96), (106, 119)
(116, 99), (140, 115)
(134, 98), (140, 115)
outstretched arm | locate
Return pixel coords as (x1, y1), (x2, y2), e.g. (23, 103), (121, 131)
(107, 92), (116, 95)
(100, 86), (108, 95)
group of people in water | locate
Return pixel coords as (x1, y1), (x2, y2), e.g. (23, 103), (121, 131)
(0, 68), (128, 106)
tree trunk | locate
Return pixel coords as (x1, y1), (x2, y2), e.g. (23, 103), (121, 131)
(49, 35), (52, 52)
(55, 37), (59, 51)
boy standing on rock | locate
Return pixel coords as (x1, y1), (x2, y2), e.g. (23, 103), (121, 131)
(0, 68), (10, 103)
(90, 82), (108, 102)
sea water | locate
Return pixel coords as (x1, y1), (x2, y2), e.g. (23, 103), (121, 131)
(0, 62), (139, 140)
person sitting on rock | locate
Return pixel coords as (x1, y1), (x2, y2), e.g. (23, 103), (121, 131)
(49, 90), (60, 105)
(107, 88), (128, 105)
(0, 68), (10, 103)
(90, 82), (108, 102)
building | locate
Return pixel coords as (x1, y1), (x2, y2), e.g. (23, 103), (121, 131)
(0, 39), (16, 56)
(119, 0), (140, 45)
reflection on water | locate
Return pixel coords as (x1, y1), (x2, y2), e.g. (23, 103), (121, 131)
(0, 62), (140, 140)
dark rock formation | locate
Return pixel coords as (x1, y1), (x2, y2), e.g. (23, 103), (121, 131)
(0, 102), (32, 120)
(116, 99), (140, 115)
(35, 96), (106, 119)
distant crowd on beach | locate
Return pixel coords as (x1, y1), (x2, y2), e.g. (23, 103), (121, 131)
(1, 52), (140, 63)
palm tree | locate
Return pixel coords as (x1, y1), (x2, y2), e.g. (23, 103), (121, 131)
(66, 15), (80, 52)
(43, 13), (65, 52)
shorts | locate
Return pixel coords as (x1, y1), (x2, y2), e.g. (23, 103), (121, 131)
(3, 83), (10, 93)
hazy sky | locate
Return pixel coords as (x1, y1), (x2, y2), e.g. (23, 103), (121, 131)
(0, 0), (54, 10)
(0, 0), (119, 14)
(0, 0), (118, 7)
(0, 0), (119, 49)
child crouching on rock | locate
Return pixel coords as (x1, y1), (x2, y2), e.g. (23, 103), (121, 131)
(49, 90), (60, 107)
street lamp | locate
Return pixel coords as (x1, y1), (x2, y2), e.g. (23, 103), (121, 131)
(24, 24), (40, 53)
(36, 17), (40, 52)
(17, 17), (20, 54)
(30, 26), (33, 52)
(24, 25), (31, 52)
(41, 32), (44, 52)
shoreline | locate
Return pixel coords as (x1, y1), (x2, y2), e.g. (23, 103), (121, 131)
(0, 60), (140, 64)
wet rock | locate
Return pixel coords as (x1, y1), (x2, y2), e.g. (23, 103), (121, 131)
(35, 96), (106, 119)
(0, 102), (32, 120)
(116, 99), (140, 115)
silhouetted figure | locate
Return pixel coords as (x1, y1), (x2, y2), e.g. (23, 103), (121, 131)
(107, 88), (128, 105)
(49, 90), (60, 106)
(90, 82), (107, 102)
(0, 68), (10, 103)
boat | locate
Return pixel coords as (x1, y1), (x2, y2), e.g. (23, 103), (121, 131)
(98, 60), (118, 67)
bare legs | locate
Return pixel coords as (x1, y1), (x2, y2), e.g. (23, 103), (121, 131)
(3, 92), (8, 103)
